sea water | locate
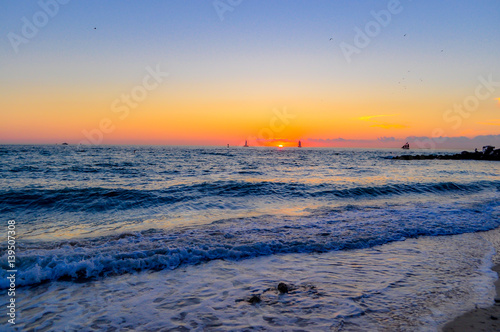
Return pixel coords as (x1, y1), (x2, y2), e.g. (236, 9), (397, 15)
(1, 145), (499, 331)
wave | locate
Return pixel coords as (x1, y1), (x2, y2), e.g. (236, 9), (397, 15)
(1, 180), (498, 214)
(1, 197), (499, 289)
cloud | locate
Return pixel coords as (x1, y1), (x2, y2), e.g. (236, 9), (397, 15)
(477, 119), (500, 126)
(357, 114), (398, 121)
(357, 114), (407, 129)
(370, 123), (408, 129)
(308, 137), (350, 143)
(306, 134), (500, 149)
(306, 137), (405, 148)
(407, 134), (500, 149)
(256, 138), (297, 142)
(377, 136), (396, 142)
(459, 129), (488, 137)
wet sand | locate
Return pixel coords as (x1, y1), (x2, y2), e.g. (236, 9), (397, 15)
(442, 265), (500, 332)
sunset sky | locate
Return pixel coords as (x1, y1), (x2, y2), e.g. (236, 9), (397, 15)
(1, 1), (499, 148)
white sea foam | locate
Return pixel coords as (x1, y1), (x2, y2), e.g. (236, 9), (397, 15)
(2, 191), (499, 290)
(3, 230), (498, 331)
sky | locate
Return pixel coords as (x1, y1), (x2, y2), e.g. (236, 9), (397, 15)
(1, 0), (500, 148)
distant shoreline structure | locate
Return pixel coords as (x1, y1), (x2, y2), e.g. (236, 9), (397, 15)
(394, 145), (500, 161)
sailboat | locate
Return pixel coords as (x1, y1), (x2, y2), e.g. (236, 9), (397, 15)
(298, 140), (302, 148)
(76, 143), (86, 152)
(402, 142), (409, 149)
(243, 140), (249, 147)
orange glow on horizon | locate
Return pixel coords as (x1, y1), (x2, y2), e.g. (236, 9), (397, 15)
(2, 86), (498, 146)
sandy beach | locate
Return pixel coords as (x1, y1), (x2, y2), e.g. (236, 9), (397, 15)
(443, 265), (500, 332)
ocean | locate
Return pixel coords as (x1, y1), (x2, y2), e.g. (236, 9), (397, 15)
(1, 145), (499, 331)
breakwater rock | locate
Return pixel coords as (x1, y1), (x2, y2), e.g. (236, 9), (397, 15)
(394, 148), (500, 161)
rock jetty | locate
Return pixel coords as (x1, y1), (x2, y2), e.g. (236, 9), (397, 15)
(394, 145), (500, 161)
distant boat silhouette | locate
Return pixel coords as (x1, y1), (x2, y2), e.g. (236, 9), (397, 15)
(402, 142), (409, 149)
(243, 140), (249, 147)
(62, 142), (68, 145)
(298, 140), (302, 148)
(76, 144), (86, 152)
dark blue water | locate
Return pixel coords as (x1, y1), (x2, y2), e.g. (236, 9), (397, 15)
(1, 145), (500, 330)
(1, 145), (499, 288)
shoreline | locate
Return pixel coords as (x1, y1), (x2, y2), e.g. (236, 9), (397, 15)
(442, 264), (500, 331)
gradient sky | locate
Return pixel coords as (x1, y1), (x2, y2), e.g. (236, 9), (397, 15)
(1, 0), (499, 147)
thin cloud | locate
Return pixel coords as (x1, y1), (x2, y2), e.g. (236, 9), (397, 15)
(308, 137), (369, 143)
(371, 123), (408, 129)
(477, 119), (500, 126)
(306, 135), (500, 149)
(377, 136), (396, 142)
(306, 137), (405, 148)
(357, 114), (399, 121)
(407, 134), (500, 149)
(256, 138), (297, 142)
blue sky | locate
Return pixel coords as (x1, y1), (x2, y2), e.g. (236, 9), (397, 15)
(1, 1), (499, 147)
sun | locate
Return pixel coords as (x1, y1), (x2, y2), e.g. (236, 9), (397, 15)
(278, 144), (283, 148)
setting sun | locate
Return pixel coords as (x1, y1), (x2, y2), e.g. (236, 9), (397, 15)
(2, 1), (500, 330)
